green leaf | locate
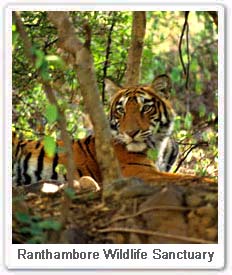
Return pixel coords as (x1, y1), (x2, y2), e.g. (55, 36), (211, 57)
(20, 227), (32, 234)
(15, 212), (32, 224)
(34, 49), (45, 69)
(27, 235), (46, 244)
(37, 220), (62, 231)
(45, 55), (65, 69)
(202, 132), (208, 142)
(195, 81), (203, 95)
(171, 67), (181, 83)
(184, 112), (193, 130)
(12, 24), (16, 32)
(173, 116), (181, 132)
(198, 103), (206, 117)
(44, 136), (56, 157)
(55, 164), (67, 175)
(40, 61), (50, 81)
(64, 186), (76, 200)
(190, 58), (198, 71)
(45, 104), (58, 124)
(147, 148), (158, 161)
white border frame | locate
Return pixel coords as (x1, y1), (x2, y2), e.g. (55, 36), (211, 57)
(4, 3), (224, 270)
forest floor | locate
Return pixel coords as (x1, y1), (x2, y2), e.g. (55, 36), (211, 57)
(12, 176), (218, 244)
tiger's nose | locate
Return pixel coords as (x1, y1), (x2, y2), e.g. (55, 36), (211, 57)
(126, 130), (139, 138)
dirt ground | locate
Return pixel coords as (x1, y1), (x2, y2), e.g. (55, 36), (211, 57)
(12, 176), (218, 245)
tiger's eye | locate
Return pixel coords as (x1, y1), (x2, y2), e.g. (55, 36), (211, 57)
(142, 105), (152, 112)
(116, 106), (124, 114)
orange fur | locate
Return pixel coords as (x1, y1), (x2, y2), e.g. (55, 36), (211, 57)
(13, 135), (215, 185)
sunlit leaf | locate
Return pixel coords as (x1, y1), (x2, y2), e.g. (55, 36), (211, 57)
(45, 55), (65, 69)
(45, 104), (58, 124)
(44, 136), (56, 157)
(12, 24), (16, 32)
(55, 164), (67, 175)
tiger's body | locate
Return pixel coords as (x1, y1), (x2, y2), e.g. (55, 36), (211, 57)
(14, 74), (211, 187)
(13, 134), (212, 186)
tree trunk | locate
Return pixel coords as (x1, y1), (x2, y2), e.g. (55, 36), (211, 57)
(47, 12), (122, 191)
(124, 12), (146, 86)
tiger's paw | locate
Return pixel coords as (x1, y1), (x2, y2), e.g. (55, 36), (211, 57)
(74, 176), (101, 192)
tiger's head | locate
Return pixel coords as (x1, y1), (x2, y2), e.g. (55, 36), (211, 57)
(105, 74), (176, 153)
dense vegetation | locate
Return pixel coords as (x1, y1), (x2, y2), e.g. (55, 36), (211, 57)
(12, 11), (219, 245)
(12, 11), (218, 177)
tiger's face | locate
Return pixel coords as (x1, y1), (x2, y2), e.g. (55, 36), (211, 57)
(109, 85), (175, 153)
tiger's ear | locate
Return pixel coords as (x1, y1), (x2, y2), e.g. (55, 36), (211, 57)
(104, 78), (121, 98)
(151, 74), (172, 99)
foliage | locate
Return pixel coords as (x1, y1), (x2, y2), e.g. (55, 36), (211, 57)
(15, 211), (62, 244)
(12, 11), (218, 177)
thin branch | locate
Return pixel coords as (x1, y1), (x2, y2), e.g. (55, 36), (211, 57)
(44, 38), (59, 50)
(102, 12), (117, 103)
(174, 143), (200, 173)
(103, 205), (195, 227)
(185, 17), (190, 91)
(178, 12), (189, 76)
(97, 227), (215, 244)
(178, 11), (190, 112)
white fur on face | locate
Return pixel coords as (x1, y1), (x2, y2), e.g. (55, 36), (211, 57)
(126, 142), (147, 152)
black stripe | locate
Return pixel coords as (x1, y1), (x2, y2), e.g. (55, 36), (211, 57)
(16, 162), (22, 185)
(165, 151), (176, 172)
(84, 135), (92, 146)
(165, 141), (179, 172)
(140, 87), (149, 93)
(143, 98), (153, 104)
(86, 165), (97, 181)
(135, 91), (147, 96)
(77, 168), (83, 177)
(18, 142), (27, 150)
(156, 101), (161, 120)
(127, 162), (154, 168)
(35, 141), (41, 149)
(128, 151), (146, 156)
(123, 88), (131, 96)
(15, 143), (21, 158)
(77, 140), (87, 156)
(51, 153), (58, 180)
(84, 136), (97, 163)
(35, 147), (45, 181)
(161, 100), (169, 123)
(23, 152), (32, 185)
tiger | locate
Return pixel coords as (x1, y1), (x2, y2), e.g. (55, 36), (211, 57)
(106, 74), (179, 172)
(12, 132), (213, 187)
(12, 74), (214, 187)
